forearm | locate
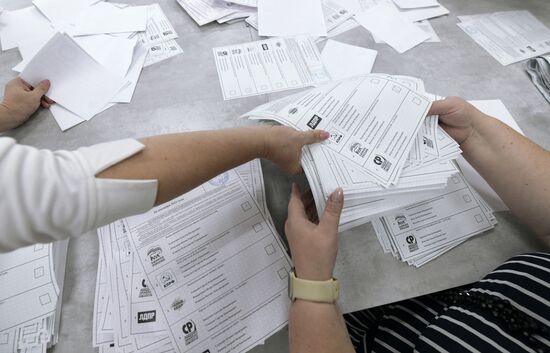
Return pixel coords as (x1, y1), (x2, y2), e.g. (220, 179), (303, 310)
(98, 127), (268, 205)
(289, 300), (354, 353)
(462, 112), (550, 244)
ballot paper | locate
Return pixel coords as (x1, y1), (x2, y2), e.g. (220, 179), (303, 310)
(69, 2), (148, 36)
(133, 3), (178, 47)
(92, 160), (281, 353)
(258, 0), (327, 37)
(20, 33), (128, 120)
(176, 0), (236, 26)
(321, 40), (377, 80)
(124, 170), (290, 353)
(144, 39), (183, 67)
(457, 11), (550, 66)
(372, 172), (496, 266)
(213, 36), (330, 100)
(526, 54), (550, 103)
(0, 241), (69, 353)
(355, 4), (430, 53)
(243, 74), (432, 187)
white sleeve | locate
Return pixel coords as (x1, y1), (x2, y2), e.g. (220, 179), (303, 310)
(0, 137), (158, 252)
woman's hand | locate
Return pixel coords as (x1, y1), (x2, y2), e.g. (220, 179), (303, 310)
(263, 126), (329, 174)
(428, 96), (486, 146)
(285, 184), (343, 281)
(0, 78), (54, 131)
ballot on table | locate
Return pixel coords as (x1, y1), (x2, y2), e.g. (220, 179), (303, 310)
(458, 11), (550, 66)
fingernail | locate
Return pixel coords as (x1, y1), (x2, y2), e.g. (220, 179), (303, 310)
(40, 79), (50, 87)
(319, 130), (330, 140)
(329, 187), (343, 203)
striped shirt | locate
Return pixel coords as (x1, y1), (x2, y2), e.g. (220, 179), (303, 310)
(344, 252), (550, 353)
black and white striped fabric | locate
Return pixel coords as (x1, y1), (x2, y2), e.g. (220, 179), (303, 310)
(344, 252), (550, 353)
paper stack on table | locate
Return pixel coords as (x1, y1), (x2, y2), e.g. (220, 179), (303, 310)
(458, 11), (550, 66)
(93, 160), (287, 353)
(527, 54), (550, 103)
(242, 74), (497, 266)
(0, 240), (69, 353)
(0, 1), (182, 131)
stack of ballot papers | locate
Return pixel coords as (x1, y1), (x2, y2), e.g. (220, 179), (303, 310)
(93, 160), (290, 353)
(242, 73), (497, 266)
(457, 11), (550, 66)
(0, 240), (69, 353)
(527, 54), (550, 104)
(0, 1), (182, 131)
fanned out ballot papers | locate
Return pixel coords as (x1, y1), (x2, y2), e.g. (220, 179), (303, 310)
(242, 74), (498, 266)
(526, 54), (550, 104)
(0, 241), (69, 353)
(457, 11), (550, 66)
(93, 160), (287, 353)
(213, 36), (330, 100)
(0, 2), (182, 131)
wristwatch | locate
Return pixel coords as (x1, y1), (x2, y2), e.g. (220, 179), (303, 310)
(288, 269), (339, 303)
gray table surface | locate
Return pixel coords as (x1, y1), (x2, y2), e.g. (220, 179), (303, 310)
(1, 0), (550, 351)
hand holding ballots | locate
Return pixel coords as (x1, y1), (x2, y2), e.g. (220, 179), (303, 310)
(242, 74), (497, 267)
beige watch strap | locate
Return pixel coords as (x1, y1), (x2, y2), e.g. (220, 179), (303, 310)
(290, 271), (339, 303)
